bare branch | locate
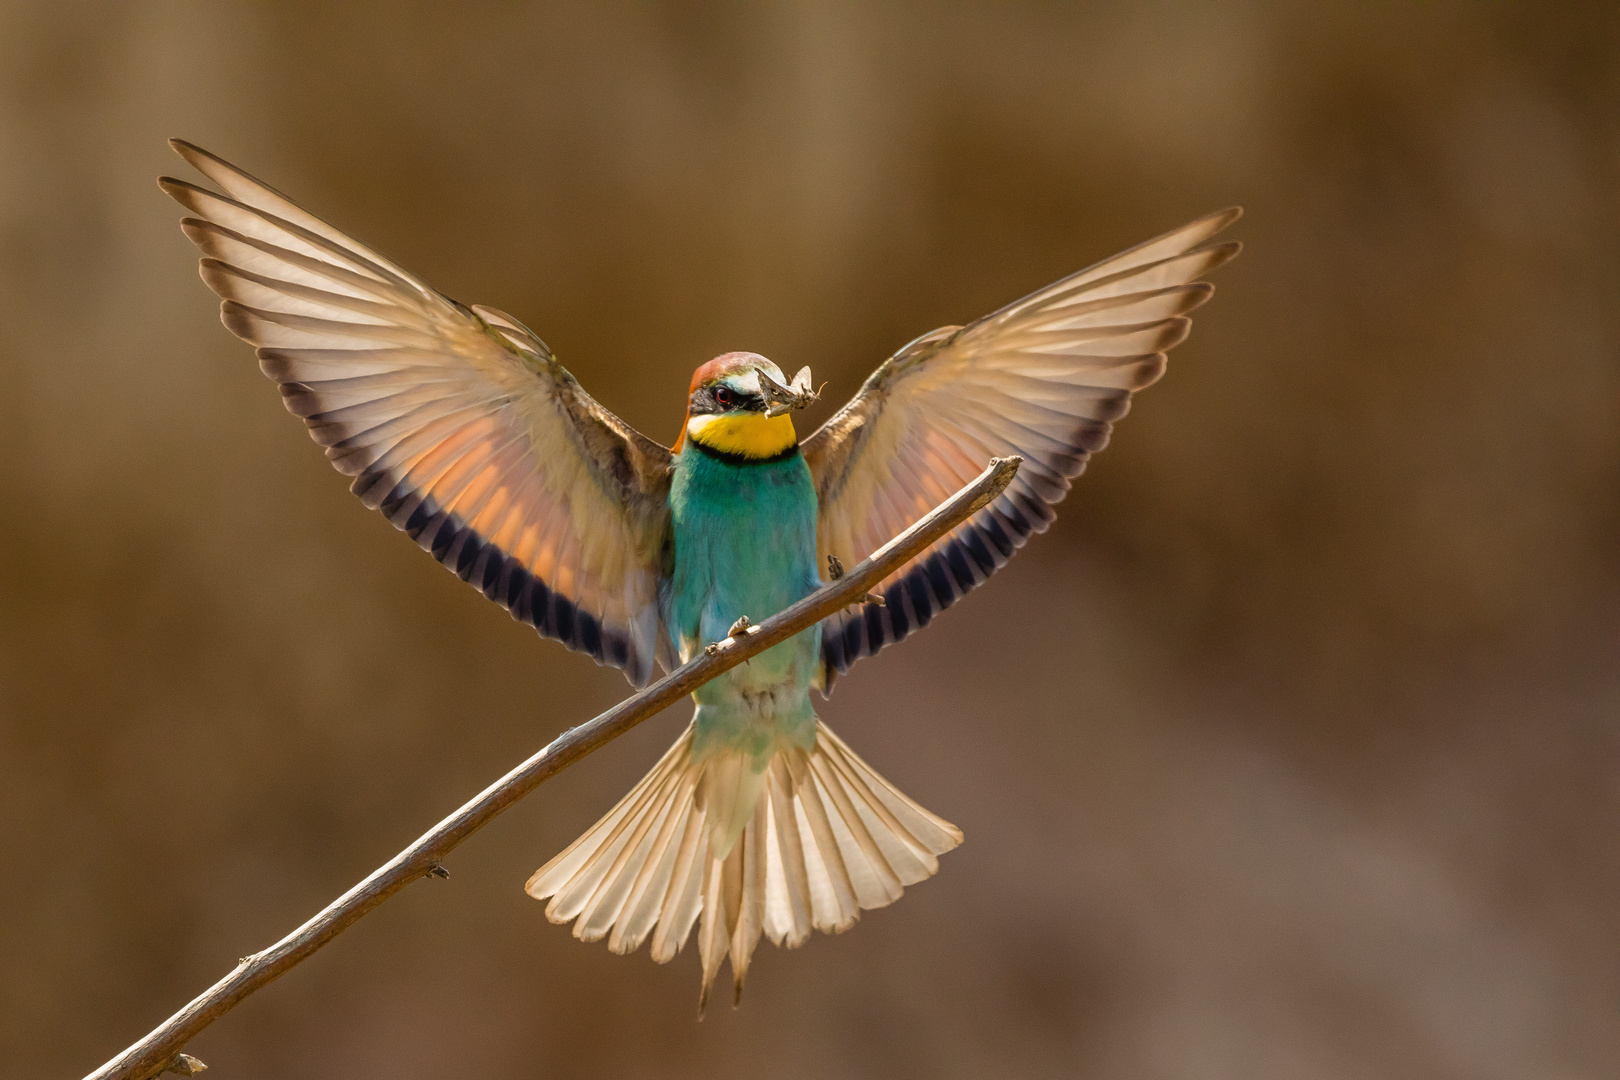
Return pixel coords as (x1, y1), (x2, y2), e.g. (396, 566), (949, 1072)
(84, 456), (1023, 1080)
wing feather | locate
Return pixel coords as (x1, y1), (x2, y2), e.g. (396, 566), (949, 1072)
(805, 209), (1240, 684)
(163, 140), (674, 685)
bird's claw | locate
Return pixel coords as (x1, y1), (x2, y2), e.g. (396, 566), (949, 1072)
(703, 617), (756, 657)
(826, 555), (878, 603)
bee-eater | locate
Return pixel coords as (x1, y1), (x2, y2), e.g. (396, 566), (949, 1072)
(161, 139), (1238, 1007)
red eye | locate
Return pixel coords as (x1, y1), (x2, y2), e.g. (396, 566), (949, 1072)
(714, 386), (738, 408)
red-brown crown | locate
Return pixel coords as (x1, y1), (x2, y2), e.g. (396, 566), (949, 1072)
(685, 351), (770, 396)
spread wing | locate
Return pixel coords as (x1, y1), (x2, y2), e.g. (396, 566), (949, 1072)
(804, 209), (1241, 686)
(160, 140), (675, 687)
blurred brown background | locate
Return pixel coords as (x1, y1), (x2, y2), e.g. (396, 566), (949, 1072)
(2, 3), (1617, 1078)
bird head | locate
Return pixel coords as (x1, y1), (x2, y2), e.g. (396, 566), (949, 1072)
(676, 352), (816, 458)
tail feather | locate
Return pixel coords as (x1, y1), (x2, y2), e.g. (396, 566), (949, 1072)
(530, 727), (693, 924)
(696, 849), (729, 1008)
(574, 772), (685, 942)
(808, 751), (905, 908)
(526, 720), (962, 1008)
(763, 757), (813, 946)
(817, 724), (959, 876)
(789, 750), (866, 925)
(648, 809), (706, 962)
(607, 774), (695, 953)
(534, 735), (686, 932)
(729, 801), (769, 1003)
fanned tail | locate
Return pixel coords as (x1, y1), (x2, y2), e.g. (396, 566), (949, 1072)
(526, 720), (962, 1009)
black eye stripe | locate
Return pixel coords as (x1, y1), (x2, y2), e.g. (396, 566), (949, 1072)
(695, 383), (764, 412)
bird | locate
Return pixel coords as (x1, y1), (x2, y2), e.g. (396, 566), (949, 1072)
(160, 138), (1239, 1009)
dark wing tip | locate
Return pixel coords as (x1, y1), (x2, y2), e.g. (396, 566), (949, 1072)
(1184, 206), (1242, 239)
(1180, 281), (1218, 309)
(168, 138), (219, 171)
(177, 217), (213, 245)
(1196, 239), (1243, 273)
(157, 177), (219, 215)
(166, 139), (287, 207)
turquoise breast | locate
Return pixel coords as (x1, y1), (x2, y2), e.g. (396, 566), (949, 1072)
(664, 443), (822, 756)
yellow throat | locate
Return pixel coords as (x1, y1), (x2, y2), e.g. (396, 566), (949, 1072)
(685, 411), (798, 459)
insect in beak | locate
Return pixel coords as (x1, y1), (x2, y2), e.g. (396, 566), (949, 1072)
(758, 366), (818, 417)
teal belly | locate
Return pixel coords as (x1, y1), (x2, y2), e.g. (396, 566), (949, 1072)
(664, 444), (822, 759)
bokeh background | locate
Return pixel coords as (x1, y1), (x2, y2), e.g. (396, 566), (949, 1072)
(2, 3), (1617, 1078)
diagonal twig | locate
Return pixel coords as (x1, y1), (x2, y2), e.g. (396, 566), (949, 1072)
(84, 455), (1023, 1080)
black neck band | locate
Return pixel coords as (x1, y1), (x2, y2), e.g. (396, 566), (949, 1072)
(689, 438), (801, 467)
